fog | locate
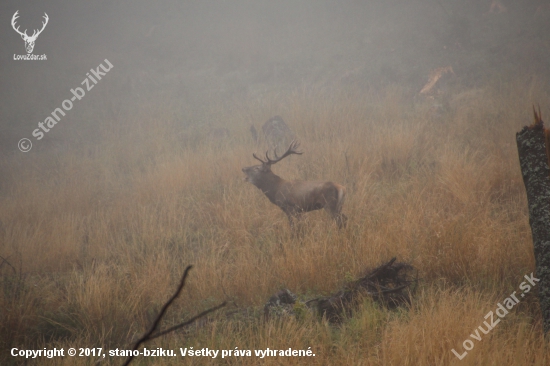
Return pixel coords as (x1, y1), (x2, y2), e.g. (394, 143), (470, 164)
(1, 0), (549, 154)
(3, 1), (550, 362)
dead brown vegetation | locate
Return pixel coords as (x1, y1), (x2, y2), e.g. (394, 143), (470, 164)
(1, 79), (550, 365)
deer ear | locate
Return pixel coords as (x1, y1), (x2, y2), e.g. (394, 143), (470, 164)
(20, 34), (25, 40)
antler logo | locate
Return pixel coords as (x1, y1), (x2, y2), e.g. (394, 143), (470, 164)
(11, 10), (49, 54)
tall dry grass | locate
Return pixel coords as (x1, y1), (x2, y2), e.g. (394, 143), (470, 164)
(1, 77), (549, 365)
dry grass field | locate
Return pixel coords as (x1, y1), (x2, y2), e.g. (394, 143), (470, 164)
(1, 77), (550, 365)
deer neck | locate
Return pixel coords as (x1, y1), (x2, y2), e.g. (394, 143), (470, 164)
(256, 171), (285, 203)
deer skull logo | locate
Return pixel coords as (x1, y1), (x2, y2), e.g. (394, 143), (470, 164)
(11, 10), (49, 54)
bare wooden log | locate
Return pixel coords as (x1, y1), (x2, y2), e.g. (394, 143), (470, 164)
(516, 106), (550, 334)
(307, 258), (416, 323)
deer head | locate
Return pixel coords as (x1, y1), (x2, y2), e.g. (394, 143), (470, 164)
(12, 11), (49, 54)
(242, 140), (303, 186)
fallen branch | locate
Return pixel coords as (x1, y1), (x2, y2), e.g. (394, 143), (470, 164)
(0, 255), (17, 275)
(123, 265), (226, 366)
(147, 302), (227, 341)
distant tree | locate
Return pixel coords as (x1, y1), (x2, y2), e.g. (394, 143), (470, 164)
(262, 116), (295, 157)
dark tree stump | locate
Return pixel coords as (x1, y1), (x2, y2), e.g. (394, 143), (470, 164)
(516, 107), (550, 334)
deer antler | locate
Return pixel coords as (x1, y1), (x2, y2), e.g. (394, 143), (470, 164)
(252, 152), (267, 164)
(251, 140), (303, 165)
(265, 140), (303, 165)
(11, 11), (27, 38)
(11, 11), (48, 40)
(31, 13), (49, 39)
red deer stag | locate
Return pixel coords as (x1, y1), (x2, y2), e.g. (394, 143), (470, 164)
(242, 141), (347, 229)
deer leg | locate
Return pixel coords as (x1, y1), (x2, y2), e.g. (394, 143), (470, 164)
(327, 210), (347, 229)
(287, 211), (305, 238)
(325, 186), (347, 229)
(295, 213), (306, 237)
(335, 213), (348, 229)
(326, 205), (347, 229)
(287, 212), (295, 230)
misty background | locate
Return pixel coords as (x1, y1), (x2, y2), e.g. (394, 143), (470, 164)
(1, 0), (549, 154)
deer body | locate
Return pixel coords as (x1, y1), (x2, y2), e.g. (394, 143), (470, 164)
(242, 141), (347, 229)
